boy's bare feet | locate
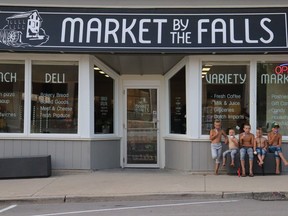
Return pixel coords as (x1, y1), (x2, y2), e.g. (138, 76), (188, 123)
(230, 163), (235, 167)
(215, 164), (220, 175)
(258, 160), (264, 166)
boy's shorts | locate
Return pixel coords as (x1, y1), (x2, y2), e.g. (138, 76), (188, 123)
(256, 147), (267, 155)
(240, 147), (254, 160)
(269, 146), (282, 158)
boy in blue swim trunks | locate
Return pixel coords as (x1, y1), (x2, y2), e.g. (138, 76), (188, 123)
(268, 123), (288, 174)
(254, 127), (268, 166)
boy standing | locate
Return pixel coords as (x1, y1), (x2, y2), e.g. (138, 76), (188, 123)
(222, 128), (238, 167)
(268, 122), (288, 174)
(239, 123), (255, 177)
(209, 119), (228, 175)
(254, 127), (268, 166)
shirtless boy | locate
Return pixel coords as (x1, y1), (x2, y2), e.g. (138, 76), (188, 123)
(209, 119), (228, 175)
(254, 127), (268, 166)
(239, 123), (255, 177)
(268, 123), (288, 174)
(222, 128), (238, 167)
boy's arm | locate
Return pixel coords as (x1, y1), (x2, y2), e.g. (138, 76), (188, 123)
(222, 130), (228, 144)
(264, 139), (268, 150)
(251, 135), (255, 150)
(222, 130), (228, 138)
(278, 134), (282, 147)
(239, 133), (244, 147)
(209, 130), (217, 141)
(232, 137), (239, 147)
(268, 132), (277, 145)
(253, 138), (257, 151)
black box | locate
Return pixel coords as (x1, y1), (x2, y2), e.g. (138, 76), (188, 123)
(0, 155), (51, 179)
(225, 152), (278, 175)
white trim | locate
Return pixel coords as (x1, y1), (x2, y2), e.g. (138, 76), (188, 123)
(24, 58), (31, 135)
(250, 60), (257, 135)
(122, 77), (162, 168)
(164, 57), (187, 136)
(78, 55), (91, 138)
(91, 56), (120, 137)
(188, 57), (202, 138)
(165, 57), (188, 79)
(0, 53), (85, 139)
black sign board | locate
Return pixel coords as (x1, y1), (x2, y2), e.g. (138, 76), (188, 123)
(0, 7), (288, 53)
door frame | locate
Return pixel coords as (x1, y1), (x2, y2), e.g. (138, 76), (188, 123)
(122, 79), (161, 168)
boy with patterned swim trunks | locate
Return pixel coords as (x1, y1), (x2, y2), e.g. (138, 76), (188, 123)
(268, 122), (288, 174)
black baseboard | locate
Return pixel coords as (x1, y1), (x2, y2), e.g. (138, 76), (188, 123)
(0, 155), (51, 179)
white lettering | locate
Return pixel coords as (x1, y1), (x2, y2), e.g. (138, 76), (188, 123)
(61, 17), (84, 43)
(122, 19), (137, 43)
(173, 19), (181, 31)
(206, 73), (246, 84)
(104, 19), (120, 43)
(0, 72), (17, 82)
(139, 19), (151, 44)
(239, 74), (246, 84)
(211, 18), (226, 44)
(86, 18), (102, 43)
(54, 99), (69, 105)
(45, 73), (66, 83)
(153, 19), (167, 43)
(245, 19), (258, 43)
(198, 19), (209, 44)
(260, 18), (274, 44)
(230, 19), (243, 44)
(261, 74), (288, 84)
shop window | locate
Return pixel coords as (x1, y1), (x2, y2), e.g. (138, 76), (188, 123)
(0, 61), (24, 133)
(31, 61), (78, 134)
(257, 62), (288, 135)
(202, 62), (249, 135)
(169, 67), (186, 134)
(94, 66), (114, 134)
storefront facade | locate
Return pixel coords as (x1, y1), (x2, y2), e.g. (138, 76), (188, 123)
(1, 0), (288, 172)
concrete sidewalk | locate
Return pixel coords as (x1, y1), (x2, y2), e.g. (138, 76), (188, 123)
(1, 169), (288, 203)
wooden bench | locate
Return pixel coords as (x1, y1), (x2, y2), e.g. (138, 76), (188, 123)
(225, 152), (279, 175)
(0, 155), (51, 179)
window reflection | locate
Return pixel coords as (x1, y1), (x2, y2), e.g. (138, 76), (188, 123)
(31, 61), (78, 134)
(169, 67), (186, 134)
(257, 62), (288, 135)
(0, 61), (24, 133)
(202, 62), (249, 134)
(94, 66), (114, 134)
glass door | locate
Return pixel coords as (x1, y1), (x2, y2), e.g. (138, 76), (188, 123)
(125, 88), (158, 166)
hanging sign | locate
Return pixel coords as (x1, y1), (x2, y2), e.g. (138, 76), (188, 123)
(0, 7), (287, 53)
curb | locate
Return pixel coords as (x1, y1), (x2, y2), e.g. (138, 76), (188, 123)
(252, 192), (288, 201)
(0, 192), (287, 204)
(65, 193), (224, 203)
(0, 196), (65, 204)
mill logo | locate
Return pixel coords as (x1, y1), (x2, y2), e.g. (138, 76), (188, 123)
(0, 10), (49, 47)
